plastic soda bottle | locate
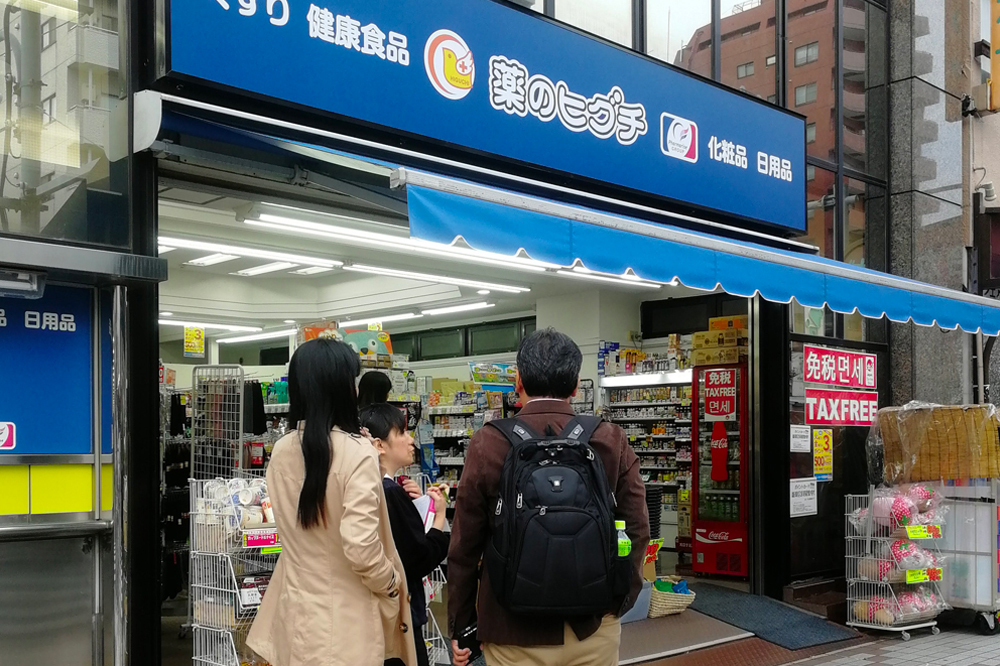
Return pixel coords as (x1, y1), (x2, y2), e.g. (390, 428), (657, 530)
(616, 520), (631, 557)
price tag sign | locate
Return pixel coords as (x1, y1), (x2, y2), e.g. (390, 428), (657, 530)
(644, 538), (665, 565)
(905, 525), (942, 540)
(244, 528), (279, 549)
(261, 546), (282, 555)
(906, 567), (943, 584)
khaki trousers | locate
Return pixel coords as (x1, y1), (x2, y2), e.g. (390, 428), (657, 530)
(483, 615), (621, 666)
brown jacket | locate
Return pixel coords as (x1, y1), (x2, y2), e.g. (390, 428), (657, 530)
(247, 427), (417, 666)
(447, 399), (649, 647)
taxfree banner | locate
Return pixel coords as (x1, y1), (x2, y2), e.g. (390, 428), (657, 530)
(805, 389), (879, 427)
(167, 0), (806, 231)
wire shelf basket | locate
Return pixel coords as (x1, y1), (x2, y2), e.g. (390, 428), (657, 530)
(191, 551), (275, 630)
(192, 366), (247, 481)
(845, 493), (944, 639)
(193, 625), (248, 666)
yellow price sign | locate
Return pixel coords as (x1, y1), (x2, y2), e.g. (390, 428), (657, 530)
(261, 546), (282, 555)
(905, 568), (943, 584)
(905, 525), (942, 539)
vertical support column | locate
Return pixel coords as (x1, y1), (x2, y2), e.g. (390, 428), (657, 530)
(19, 8), (41, 233)
(92, 288), (105, 666)
(112, 285), (128, 666)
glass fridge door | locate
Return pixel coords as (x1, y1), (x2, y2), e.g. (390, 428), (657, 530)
(697, 367), (742, 523)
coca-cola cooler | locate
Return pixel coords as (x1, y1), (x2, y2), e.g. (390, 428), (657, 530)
(692, 364), (749, 577)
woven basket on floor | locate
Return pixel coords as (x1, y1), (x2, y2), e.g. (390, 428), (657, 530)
(647, 578), (695, 618)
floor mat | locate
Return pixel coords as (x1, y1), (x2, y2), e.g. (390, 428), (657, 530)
(689, 583), (858, 651)
(619, 610), (752, 665)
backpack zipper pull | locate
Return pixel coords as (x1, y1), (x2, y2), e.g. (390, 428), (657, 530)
(516, 493), (523, 509)
(539, 506), (547, 516)
(495, 497), (503, 516)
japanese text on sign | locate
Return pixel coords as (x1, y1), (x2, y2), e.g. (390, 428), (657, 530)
(703, 368), (737, 422)
(812, 428), (833, 481)
(306, 4), (409, 64)
(803, 345), (877, 389)
(805, 389), (878, 426)
(708, 136), (748, 169)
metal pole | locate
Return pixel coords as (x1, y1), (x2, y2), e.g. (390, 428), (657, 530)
(977, 331), (986, 403)
(18, 8), (41, 233)
(92, 288), (105, 666)
(112, 285), (129, 666)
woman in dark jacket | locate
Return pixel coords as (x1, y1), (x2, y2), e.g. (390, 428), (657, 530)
(360, 403), (450, 666)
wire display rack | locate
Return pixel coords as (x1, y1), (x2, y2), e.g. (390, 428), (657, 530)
(846, 493), (945, 640)
(425, 566), (450, 666)
(192, 366), (247, 481)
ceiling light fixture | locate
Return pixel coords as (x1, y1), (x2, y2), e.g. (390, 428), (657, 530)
(422, 302), (496, 316)
(158, 235), (342, 268)
(158, 245), (176, 254)
(342, 264), (530, 294)
(185, 253), (241, 267)
(291, 266), (334, 276)
(283, 320), (297, 324)
(158, 320), (262, 332)
(217, 328), (298, 344)
(160, 311), (174, 317)
(341, 313), (424, 327)
(247, 214), (556, 273)
(234, 262), (300, 277)
(477, 290), (491, 295)
(554, 268), (662, 289)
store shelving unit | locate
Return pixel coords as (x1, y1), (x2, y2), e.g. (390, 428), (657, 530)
(845, 493), (944, 641)
(601, 369), (693, 549)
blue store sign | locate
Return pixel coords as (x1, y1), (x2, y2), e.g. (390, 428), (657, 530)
(166, 0), (806, 232)
(0, 285), (111, 455)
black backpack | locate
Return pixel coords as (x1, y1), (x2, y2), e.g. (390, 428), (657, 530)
(484, 415), (631, 616)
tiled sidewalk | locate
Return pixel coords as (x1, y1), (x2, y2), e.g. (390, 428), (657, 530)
(783, 627), (997, 666)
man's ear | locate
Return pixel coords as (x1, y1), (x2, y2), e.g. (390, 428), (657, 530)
(571, 378), (580, 399)
(515, 369), (525, 397)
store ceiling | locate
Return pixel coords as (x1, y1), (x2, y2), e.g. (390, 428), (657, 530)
(157, 183), (707, 342)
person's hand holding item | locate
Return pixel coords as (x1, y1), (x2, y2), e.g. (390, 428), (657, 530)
(451, 640), (472, 666)
(401, 478), (422, 499)
(427, 485), (448, 531)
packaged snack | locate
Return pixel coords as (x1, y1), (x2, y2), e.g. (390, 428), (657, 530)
(872, 491), (917, 527)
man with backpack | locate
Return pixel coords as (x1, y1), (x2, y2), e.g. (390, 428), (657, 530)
(448, 328), (649, 666)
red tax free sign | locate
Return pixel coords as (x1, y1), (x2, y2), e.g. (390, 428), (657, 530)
(703, 368), (737, 421)
(805, 389), (879, 426)
(803, 345), (876, 389)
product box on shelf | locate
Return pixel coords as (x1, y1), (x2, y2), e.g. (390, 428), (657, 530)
(709, 315), (749, 330)
(693, 347), (748, 366)
(692, 329), (748, 350)
(678, 506), (692, 538)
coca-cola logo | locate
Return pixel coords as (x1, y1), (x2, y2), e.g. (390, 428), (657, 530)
(708, 531), (730, 541)
(711, 438), (727, 449)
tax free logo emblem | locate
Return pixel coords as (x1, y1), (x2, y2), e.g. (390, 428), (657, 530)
(660, 112), (699, 163)
(424, 29), (475, 100)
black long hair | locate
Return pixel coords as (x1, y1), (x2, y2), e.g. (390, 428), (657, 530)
(287, 338), (361, 529)
(359, 403), (408, 441)
(357, 371), (392, 409)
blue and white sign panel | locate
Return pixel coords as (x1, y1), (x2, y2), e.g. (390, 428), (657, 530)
(167, 0), (806, 231)
(0, 286), (95, 455)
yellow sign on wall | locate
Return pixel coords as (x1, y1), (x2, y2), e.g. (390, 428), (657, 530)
(813, 428), (833, 482)
(184, 326), (205, 358)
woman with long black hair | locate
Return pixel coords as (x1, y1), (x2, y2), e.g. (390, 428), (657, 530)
(247, 338), (416, 666)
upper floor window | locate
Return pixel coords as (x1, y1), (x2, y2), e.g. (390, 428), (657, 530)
(795, 41), (820, 66)
(795, 82), (817, 106)
(737, 61), (755, 79)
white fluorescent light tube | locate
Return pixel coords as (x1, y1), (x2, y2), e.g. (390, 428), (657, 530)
(341, 313), (424, 327)
(599, 370), (693, 388)
(422, 302), (496, 316)
(235, 262), (299, 277)
(217, 328), (299, 344)
(158, 235), (342, 268)
(291, 266), (334, 275)
(185, 253), (241, 267)
(249, 215), (557, 272)
(158, 320), (262, 332)
(342, 264), (530, 294)
(158, 245), (176, 254)
(555, 269), (662, 289)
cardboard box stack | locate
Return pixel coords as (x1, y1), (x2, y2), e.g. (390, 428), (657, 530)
(692, 317), (748, 366)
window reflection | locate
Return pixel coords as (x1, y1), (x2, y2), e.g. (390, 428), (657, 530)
(798, 164), (836, 258)
(842, 0), (887, 176)
(787, 0), (836, 162)
(844, 177), (887, 270)
(556, 0), (632, 47)
(0, 0), (128, 247)
(719, 0), (776, 102)
(647, 1), (712, 78)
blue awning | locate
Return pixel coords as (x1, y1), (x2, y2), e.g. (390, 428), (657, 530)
(400, 171), (1000, 336)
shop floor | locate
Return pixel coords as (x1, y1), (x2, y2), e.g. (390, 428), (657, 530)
(619, 610), (753, 665)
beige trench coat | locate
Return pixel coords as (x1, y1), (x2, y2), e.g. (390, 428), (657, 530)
(247, 427), (417, 666)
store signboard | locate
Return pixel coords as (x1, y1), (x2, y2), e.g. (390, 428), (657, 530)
(166, 0), (806, 232)
(703, 368), (737, 421)
(0, 285), (96, 455)
(184, 326), (205, 358)
(805, 388), (879, 427)
(803, 345), (877, 389)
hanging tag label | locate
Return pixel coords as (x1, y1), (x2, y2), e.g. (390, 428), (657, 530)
(244, 528), (279, 548)
(906, 567), (943, 584)
(905, 525), (942, 540)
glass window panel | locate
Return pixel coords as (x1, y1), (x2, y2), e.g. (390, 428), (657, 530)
(0, 0), (129, 247)
(787, 0), (836, 162)
(796, 164), (836, 258)
(390, 334), (415, 359)
(647, 0), (712, 77)
(844, 176), (887, 271)
(806, 122), (817, 143)
(842, 0), (887, 177)
(719, 0), (776, 101)
(556, 0), (632, 47)
(766, 54), (776, 67)
(737, 61), (755, 78)
(470, 322), (521, 356)
(419, 328), (465, 360)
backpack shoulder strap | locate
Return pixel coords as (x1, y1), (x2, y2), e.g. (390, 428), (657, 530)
(486, 418), (540, 446)
(557, 415), (604, 444)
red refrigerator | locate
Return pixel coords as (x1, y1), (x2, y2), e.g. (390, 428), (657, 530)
(692, 364), (749, 577)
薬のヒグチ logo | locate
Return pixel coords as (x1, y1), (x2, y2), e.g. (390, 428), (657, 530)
(424, 29), (475, 100)
(660, 112), (698, 163)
